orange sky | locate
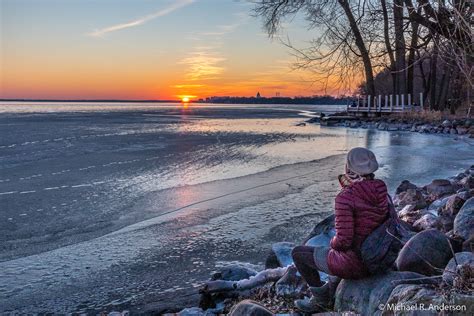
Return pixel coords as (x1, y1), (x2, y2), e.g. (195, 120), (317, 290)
(1, 0), (359, 100)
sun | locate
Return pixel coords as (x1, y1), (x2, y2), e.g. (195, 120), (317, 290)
(181, 97), (190, 103)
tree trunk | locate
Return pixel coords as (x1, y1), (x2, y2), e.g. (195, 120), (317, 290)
(429, 42), (439, 110)
(337, 0), (375, 96)
(407, 10), (420, 97)
(393, 0), (407, 95)
(380, 0), (396, 94)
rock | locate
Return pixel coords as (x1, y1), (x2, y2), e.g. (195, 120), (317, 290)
(395, 180), (419, 195)
(270, 242), (295, 267)
(394, 189), (427, 210)
(398, 204), (423, 225)
(350, 121), (360, 128)
(211, 264), (258, 281)
(428, 195), (451, 212)
(334, 271), (425, 315)
(442, 252), (474, 286)
(385, 284), (474, 316)
(453, 197), (474, 240)
(304, 214), (335, 243)
(460, 175), (474, 189)
(450, 128), (458, 134)
(228, 300), (273, 316)
(442, 119), (452, 127)
(457, 126), (469, 135)
(440, 193), (468, 217)
(178, 307), (204, 316)
(424, 179), (456, 199)
(396, 229), (453, 276)
(412, 213), (439, 231)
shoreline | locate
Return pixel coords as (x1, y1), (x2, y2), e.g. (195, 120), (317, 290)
(306, 113), (474, 139)
(169, 164), (474, 315)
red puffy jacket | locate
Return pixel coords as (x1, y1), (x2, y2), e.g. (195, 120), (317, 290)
(327, 179), (389, 279)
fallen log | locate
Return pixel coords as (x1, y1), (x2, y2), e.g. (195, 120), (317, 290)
(200, 267), (288, 294)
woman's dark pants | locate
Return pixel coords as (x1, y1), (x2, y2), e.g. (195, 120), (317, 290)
(291, 245), (332, 287)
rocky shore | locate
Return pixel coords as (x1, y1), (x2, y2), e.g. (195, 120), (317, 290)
(165, 165), (474, 316)
(307, 113), (474, 138)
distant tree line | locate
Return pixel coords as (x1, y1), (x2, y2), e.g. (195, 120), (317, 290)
(201, 95), (350, 105)
(254, 0), (472, 113)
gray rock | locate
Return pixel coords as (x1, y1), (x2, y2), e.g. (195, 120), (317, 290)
(228, 300), (273, 316)
(454, 197), (474, 240)
(428, 195), (451, 212)
(396, 229), (453, 276)
(178, 307), (204, 316)
(395, 180), (419, 195)
(442, 252), (474, 286)
(271, 242), (295, 267)
(398, 204), (423, 225)
(424, 179), (456, 199)
(440, 193), (467, 217)
(450, 128), (458, 134)
(211, 264), (258, 281)
(385, 284), (474, 316)
(457, 127), (469, 135)
(442, 120), (452, 127)
(412, 213), (439, 231)
(394, 189), (427, 210)
(460, 175), (474, 189)
(334, 271), (425, 316)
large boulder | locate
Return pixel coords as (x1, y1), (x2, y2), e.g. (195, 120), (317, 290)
(453, 197), (474, 240)
(424, 179), (456, 199)
(396, 229), (454, 276)
(228, 300), (273, 316)
(304, 214), (335, 243)
(334, 271), (425, 315)
(442, 252), (474, 286)
(385, 284), (474, 316)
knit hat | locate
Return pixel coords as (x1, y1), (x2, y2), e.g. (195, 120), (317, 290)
(346, 147), (379, 176)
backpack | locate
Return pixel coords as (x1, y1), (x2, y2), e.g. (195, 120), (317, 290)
(360, 195), (404, 275)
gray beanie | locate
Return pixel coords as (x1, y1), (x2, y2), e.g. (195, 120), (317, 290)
(347, 147), (379, 175)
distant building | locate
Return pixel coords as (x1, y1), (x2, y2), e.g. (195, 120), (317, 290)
(256, 92), (261, 98)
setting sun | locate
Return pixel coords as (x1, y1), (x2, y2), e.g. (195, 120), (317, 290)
(181, 97), (190, 102)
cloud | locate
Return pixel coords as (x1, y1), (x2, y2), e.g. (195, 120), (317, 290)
(179, 49), (226, 81)
(87, 0), (194, 37)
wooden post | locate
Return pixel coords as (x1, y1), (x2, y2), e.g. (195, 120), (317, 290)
(401, 94), (405, 111)
(378, 95), (382, 112)
(368, 95), (371, 112)
(396, 95), (399, 110)
(420, 92), (423, 109)
(390, 94), (393, 112)
(408, 94), (411, 109)
(385, 95), (388, 111)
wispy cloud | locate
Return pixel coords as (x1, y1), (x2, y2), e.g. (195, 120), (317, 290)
(87, 0), (194, 37)
(179, 48), (226, 81)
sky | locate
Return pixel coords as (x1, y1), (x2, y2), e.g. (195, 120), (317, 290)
(1, 0), (347, 100)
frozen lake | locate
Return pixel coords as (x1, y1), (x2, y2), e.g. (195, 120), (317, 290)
(0, 102), (473, 313)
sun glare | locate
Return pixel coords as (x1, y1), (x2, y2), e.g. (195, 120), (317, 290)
(181, 97), (190, 102)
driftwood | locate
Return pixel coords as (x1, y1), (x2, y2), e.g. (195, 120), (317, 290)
(200, 267), (288, 294)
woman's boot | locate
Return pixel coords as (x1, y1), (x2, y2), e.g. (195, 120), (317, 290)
(294, 283), (331, 313)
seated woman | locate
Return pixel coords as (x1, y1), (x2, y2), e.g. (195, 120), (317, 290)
(292, 147), (390, 313)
